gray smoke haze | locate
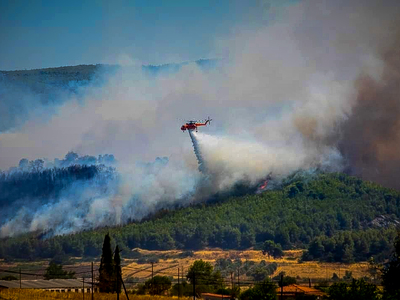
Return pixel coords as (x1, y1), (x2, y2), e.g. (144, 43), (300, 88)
(1, 0), (400, 236)
(0, 76), (67, 133)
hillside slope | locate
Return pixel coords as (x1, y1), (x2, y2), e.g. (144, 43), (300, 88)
(1, 173), (399, 262)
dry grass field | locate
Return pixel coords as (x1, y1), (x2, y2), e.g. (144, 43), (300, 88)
(122, 248), (369, 282)
(0, 249), (371, 299)
(0, 248), (369, 293)
(0, 289), (189, 300)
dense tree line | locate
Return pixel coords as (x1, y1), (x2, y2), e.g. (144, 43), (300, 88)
(0, 164), (116, 210)
(302, 228), (398, 263)
(12, 152), (117, 171)
(0, 173), (399, 262)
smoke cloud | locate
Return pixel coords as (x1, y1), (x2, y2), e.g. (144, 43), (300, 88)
(339, 33), (400, 188)
(1, 0), (400, 236)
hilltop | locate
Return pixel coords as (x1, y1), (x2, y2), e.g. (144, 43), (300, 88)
(1, 172), (399, 263)
(0, 59), (218, 91)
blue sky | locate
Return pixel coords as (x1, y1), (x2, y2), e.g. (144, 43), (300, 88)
(0, 0), (297, 70)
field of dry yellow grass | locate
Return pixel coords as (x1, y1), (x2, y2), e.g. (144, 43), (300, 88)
(122, 248), (369, 282)
(0, 261), (96, 281)
(0, 248), (370, 292)
(0, 289), (190, 300)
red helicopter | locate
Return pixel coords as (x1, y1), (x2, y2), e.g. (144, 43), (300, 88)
(181, 117), (212, 132)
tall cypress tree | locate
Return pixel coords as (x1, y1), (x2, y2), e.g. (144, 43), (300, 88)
(114, 245), (122, 293)
(98, 233), (114, 293)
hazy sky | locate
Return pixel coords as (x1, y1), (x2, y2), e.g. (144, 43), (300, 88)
(0, 0), (296, 70)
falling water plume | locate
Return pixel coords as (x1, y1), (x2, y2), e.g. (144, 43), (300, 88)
(189, 130), (206, 173)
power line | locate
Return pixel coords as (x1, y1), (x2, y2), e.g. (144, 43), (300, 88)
(0, 269), (92, 277)
(122, 265), (153, 278)
(0, 267), (272, 285)
(144, 264), (179, 278)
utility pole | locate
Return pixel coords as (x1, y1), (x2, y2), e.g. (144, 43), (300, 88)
(230, 272), (233, 289)
(118, 271), (130, 300)
(117, 269), (119, 300)
(193, 272), (196, 300)
(151, 262), (154, 295)
(325, 266), (327, 281)
(178, 267), (180, 299)
(19, 268), (21, 300)
(280, 274), (283, 300)
(237, 267), (240, 287)
(91, 262), (94, 300)
(83, 276), (85, 300)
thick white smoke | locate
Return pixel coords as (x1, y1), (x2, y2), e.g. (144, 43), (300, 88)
(1, 0), (399, 236)
(194, 131), (343, 191)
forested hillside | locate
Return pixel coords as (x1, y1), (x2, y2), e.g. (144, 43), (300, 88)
(1, 173), (399, 262)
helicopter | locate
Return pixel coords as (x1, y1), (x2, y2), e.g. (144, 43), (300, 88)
(180, 117), (212, 132)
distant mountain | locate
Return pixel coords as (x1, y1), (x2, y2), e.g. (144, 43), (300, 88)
(1, 172), (399, 262)
(0, 59), (218, 133)
(0, 58), (219, 91)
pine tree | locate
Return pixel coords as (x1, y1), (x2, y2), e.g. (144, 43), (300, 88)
(114, 245), (122, 294)
(98, 233), (114, 293)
